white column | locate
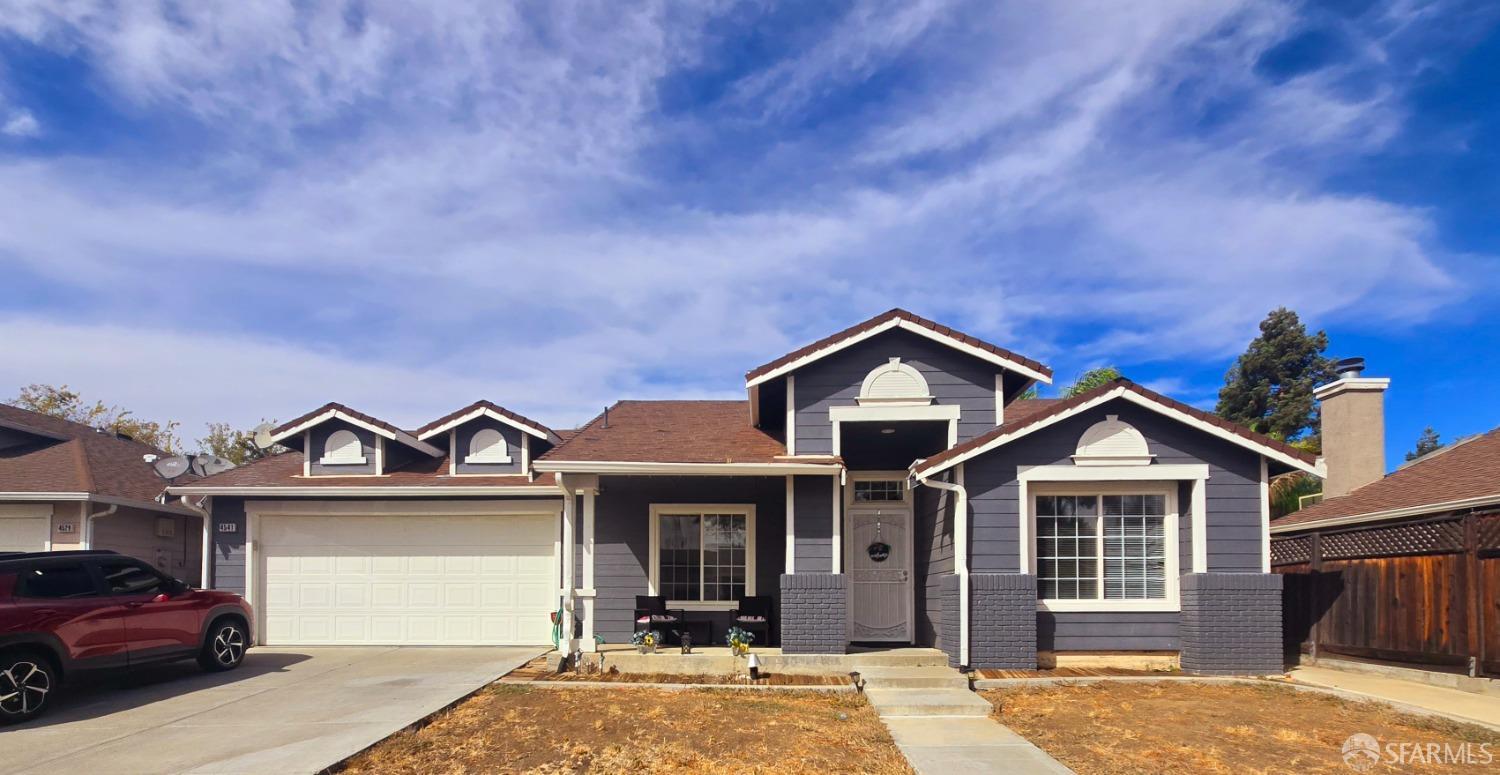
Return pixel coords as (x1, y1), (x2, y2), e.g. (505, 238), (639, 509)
(582, 487), (597, 652)
(1259, 458), (1271, 573)
(561, 482), (577, 652)
(1191, 476), (1208, 573)
(831, 474), (842, 573)
(785, 475), (796, 574)
(785, 374), (796, 456)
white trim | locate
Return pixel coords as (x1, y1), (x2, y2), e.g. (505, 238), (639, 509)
(831, 476), (842, 574)
(535, 461), (841, 475)
(1269, 493), (1500, 533)
(1191, 477), (1207, 573)
(916, 385), (1321, 477)
(303, 430), (311, 476)
(560, 475), (576, 653)
(1017, 464), (1210, 482)
(415, 406), (557, 442)
(582, 488), (596, 652)
(829, 403), (961, 423)
(449, 431), (457, 476)
(167, 485), (562, 497)
(785, 475), (795, 574)
(745, 317), (1053, 388)
(272, 408), (443, 456)
(1260, 457), (1271, 573)
(0, 493), (199, 516)
(786, 374), (796, 456)
(1027, 482), (1181, 613)
(995, 374), (1004, 426)
(832, 420), (841, 457)
(521, 434), (531, 475)
(647, 503), (757, 603)
(1312, 376), (1391, 400)
(375, 435), (385, 474)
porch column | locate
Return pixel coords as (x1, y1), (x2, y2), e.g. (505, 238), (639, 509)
(831, 473), (842, 573)
(559, 475), (576, 653)
(785, 475), (795, 574)
(581, 482), (598, 652)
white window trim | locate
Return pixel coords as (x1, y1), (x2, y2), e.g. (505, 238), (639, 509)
(1026, 481), (1180, 613)
(829, 403), (960, 423)
(465, 428), (513, 465)
(648, 503), (757, 611)
(319, 429), (368, 466)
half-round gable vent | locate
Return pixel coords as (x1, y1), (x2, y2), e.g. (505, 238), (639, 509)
(1073, 415), (1153, 466)
(320, 429), (367, 465)
(857, 357), (933, 405)
(466, 427), (512, 464)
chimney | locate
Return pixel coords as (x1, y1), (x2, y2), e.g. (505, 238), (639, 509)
(1315, 357), (1390, 498)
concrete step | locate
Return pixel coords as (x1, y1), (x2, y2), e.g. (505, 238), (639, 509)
(858, 666), (970, 689)
(865, 687), (993, 717)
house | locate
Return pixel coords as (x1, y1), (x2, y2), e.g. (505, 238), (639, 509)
(1270, 364), (1500, 677)
(0, 403), (208, 584)
(169, 309), (1318, 673)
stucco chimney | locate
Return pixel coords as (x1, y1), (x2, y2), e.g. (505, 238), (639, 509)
(1315, 357), (1390, 498)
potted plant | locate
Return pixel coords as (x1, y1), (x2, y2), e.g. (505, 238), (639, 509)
(725, 626), (755, 656)
(631, 629), (662, 654)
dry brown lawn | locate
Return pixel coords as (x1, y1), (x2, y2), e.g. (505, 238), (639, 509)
(984, 681), (1499, 774)
(342, 684), (912, 774)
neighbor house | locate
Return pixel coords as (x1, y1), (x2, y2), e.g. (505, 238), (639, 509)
(169, 309), (1318, 673)
(1271, 365), (1500, 677)
(0, 403), (207, 584)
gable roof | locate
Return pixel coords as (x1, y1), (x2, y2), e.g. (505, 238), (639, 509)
(414, 400), (559, 443)
(744, 308), (1053, 388)
(169, 449), (557, 495)
(0, 402), (196, 507)
(912, 379), (1320, 478)
(1272, 426), (1500, 532)
(535, 400), (839, 472)
(269, 402), (443, 457)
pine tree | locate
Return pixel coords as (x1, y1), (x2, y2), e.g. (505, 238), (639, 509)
(1063, 366), (1122, 397)
(1216, 308), (1336, 442)
(1405, 426), (1443, 462)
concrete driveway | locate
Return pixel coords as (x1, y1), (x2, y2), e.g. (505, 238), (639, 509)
(4, 646), (547, 775)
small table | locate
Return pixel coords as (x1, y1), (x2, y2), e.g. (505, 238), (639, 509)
(671, 618), (713, 650)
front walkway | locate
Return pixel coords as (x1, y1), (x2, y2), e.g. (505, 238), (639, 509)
(6, 646), (545, 775)
(1287, 665), (1500, 731)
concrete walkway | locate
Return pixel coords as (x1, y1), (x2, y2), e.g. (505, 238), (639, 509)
(860, 666), (1072, 774)
(1288, 665), (1500, 730)
(5, 646), (545, 775)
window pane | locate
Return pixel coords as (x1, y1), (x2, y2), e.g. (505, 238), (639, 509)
(100, 562), (164, 596)
(1036, 496), (1099, 600)
(701, 514), (747, 602)
(658, 515), (701, 601)
(18, 565), (97, 599)
(1102, 496), (1166, 600)
(854, 480), (904, 502)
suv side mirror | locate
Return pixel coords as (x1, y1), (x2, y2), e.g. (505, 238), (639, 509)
(163, 578), (189, 596)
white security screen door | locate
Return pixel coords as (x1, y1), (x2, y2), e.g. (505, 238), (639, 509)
(847, 505), (913, 642)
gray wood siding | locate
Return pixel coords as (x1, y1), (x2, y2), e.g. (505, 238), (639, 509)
(1039, 612), (1179, 651)
(792, 476), (833, 574)
(207, 497), (246, 594)
(452, 418), (526, 475)
(306, 420), (379, 476)
(592, 476), (787, 645)
(914, 476), (956, 647)
(792, 329), (999, 455)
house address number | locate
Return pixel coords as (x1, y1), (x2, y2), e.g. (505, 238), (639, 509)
(56, 523), (76, 534)
(218, 523), (238, 533)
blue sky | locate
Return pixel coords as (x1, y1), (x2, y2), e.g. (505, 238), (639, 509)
(0, 0), (1496, 468)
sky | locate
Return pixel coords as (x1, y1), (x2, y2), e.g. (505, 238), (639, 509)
(0, 0), (1497, 469)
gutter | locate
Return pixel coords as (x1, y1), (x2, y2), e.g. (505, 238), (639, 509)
(0, 492), (201, 516)
(534, 461), (843, 475)
(164, 485), (562, 497)
(913, 466), (969, 669)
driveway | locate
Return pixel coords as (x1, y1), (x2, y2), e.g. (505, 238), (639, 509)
(4, 646), (547, 775)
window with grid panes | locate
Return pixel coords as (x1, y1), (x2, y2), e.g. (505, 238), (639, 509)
(656, 512), (749, 602)
(1035, 493), (1167, 601)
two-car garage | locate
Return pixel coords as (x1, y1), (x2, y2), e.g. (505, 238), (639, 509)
(248, 502), (560, 647)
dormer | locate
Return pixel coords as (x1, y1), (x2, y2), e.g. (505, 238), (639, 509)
(267, 403), (443, 476)
(415, 400), (561, 476)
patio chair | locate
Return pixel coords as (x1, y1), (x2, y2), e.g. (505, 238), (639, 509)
(731, 595), (772, 645)
(633, 595), (685, 638)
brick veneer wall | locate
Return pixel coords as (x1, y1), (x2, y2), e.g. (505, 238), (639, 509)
(970, 573), (1037, 669)
(940, 575), (960, 667)
(779, 574), (847, 654)
(1179, 573), (1284, 675)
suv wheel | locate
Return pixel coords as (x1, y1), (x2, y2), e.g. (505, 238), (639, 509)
(0, 652), (55, 724)
(199, 619), (247, 672)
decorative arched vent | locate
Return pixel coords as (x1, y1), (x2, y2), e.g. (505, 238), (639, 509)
(320, 429), (366, 465)
(1073, 415), (1152, 466)
(466, 427), (512, 464)
(857, 357), (933, 405)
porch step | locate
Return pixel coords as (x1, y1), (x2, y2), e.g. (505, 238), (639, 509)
(858, 666), (971, 690)
(865, 687), (993, 717)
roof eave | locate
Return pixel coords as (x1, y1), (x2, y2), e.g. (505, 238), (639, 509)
(414, 406), (558, 443)
(1270, 493), (1500, 534)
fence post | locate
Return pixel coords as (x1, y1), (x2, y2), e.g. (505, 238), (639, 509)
(1463, 513), (1481, 677)
(1308, 531), (1322, 662)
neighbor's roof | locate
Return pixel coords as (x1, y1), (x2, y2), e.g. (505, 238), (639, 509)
(0, 402), (190, 503)
(1272, 426), (1500, 531)
(169, 450), (556, 492)
(537, 400), (811, 465)
(744, 308), (1053, 387)
(913, 379), (1319, 478)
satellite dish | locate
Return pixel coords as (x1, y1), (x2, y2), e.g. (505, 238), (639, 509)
(200, 455), (235, 477)
(153, 456), (192, 480)
(252, 422), (276, 450)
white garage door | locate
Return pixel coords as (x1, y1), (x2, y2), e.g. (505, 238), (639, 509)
(259, 513), (556, 646)
(0, 514), (49, 553)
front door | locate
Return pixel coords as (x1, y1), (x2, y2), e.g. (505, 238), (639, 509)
(847, 505), (913, 642)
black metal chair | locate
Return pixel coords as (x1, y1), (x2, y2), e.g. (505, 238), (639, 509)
(731, 595), (772, 646)
(633, 595), (685, 640)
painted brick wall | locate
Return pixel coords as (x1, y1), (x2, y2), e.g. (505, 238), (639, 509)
(970, 573), (1037, 669)
(1179, 573), (1284, 675)
(779, 574), (847, 654)
(940, 574), (960, 667)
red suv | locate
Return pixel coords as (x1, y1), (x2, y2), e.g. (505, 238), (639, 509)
(0, 550), (254, 724)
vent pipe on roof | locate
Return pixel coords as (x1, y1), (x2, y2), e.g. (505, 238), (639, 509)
(1333, 357), (1365, 379)
(602, 406), (609, 429)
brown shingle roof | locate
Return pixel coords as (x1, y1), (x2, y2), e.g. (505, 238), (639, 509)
(413, 400), (556, 440)
(745, 308), (1052, 384)
(175, 450), (555, 489)
(914, 379), (1317, 477)
(0, 403), (186, 502)
(538, 400), (795, 464)
(1272, 427), (1500, 530)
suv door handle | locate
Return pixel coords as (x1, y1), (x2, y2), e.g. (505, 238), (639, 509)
(125, 601), (146, 609)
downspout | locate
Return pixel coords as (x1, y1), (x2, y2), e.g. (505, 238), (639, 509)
(915, 467), (969, 669)
(83, 502), (118, 550)
(179, 495), (212, 588)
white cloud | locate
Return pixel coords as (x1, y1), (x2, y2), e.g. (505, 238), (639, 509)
(1, 109), (39, 137)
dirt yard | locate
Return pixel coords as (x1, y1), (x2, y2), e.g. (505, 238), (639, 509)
(984, 681), (1499, 774)
(342, 684), (912, 774)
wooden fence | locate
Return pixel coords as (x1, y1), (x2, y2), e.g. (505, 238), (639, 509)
(1272, 510), (1500, 677)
